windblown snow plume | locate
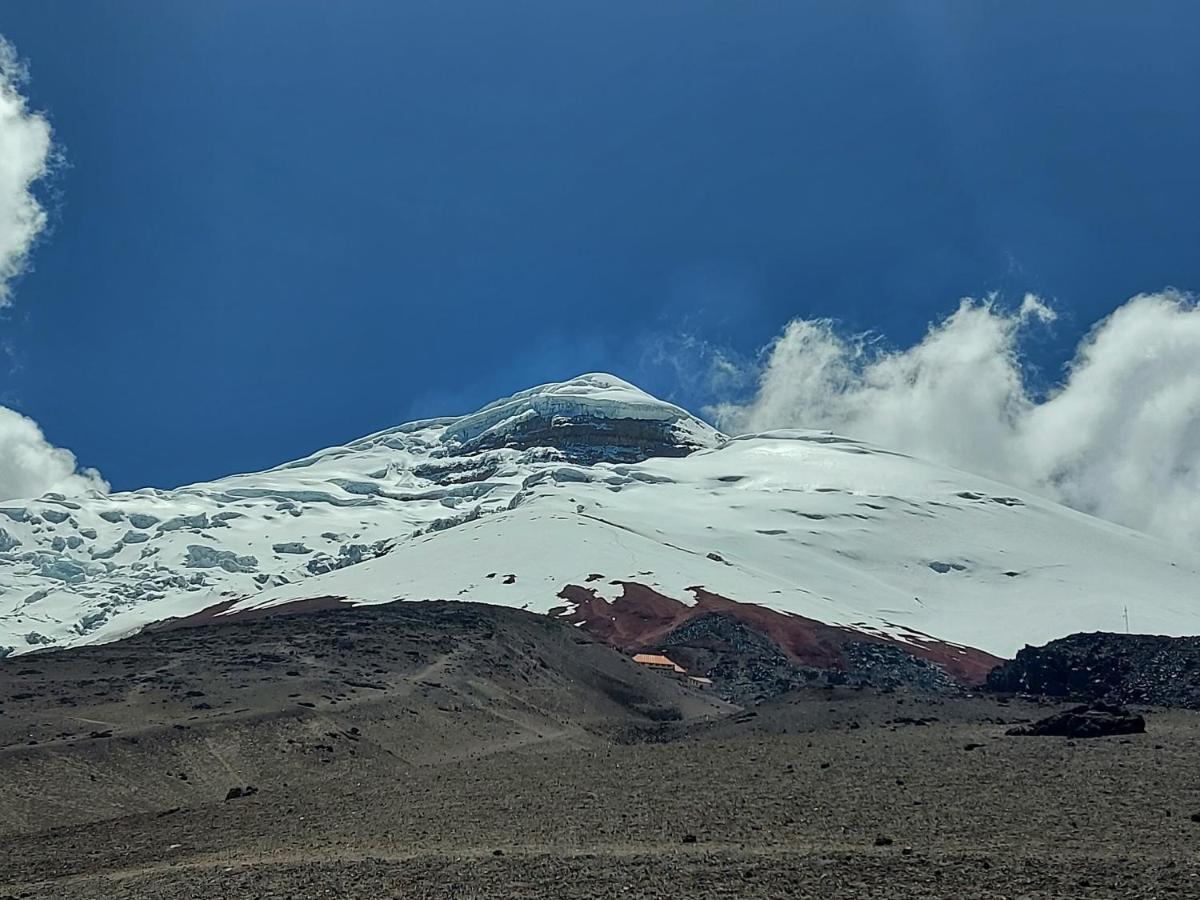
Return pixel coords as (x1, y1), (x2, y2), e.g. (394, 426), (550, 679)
(712, 291), (1200, 546)
(0, 36), (104, 501)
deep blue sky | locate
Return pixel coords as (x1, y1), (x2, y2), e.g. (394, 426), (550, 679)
(2, 2), (1199, 490)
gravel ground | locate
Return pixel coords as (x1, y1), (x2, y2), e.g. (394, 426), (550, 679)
(0, 603), (1196, 898)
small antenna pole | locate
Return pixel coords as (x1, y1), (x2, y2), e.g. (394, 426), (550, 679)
(1124, 605), (1130, 634)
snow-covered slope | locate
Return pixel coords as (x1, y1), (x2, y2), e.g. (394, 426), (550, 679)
(1, 373), (1197, 669)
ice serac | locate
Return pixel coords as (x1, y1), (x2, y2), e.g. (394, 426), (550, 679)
(0, 372), (1199, 679)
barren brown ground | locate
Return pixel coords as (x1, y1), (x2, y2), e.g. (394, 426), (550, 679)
(0, 602), (1196, 899)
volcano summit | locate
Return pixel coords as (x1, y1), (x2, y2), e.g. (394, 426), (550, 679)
(1, 373), (1197, 677)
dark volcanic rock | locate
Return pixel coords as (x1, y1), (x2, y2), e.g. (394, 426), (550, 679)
(988, 632), (1200, 709)
(657, 614), (824, 703)
(841, 643), (961, 694)
(1006, 703), (1145, 738)
(459, 414), (705, 464)
(657, 614), (962, 704)
(659, 614), (800, 696)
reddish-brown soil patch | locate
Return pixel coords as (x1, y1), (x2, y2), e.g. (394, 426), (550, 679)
(558, 582), (1000, 683)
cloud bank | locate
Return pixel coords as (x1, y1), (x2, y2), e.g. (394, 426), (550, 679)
(711, 291), (1200, 547)
(0, 37), (106, 501)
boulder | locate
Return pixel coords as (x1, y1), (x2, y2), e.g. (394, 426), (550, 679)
(1006, 702), (1145, 738)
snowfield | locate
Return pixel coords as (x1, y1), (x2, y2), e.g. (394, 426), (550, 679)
(0, 373), (1197, 660)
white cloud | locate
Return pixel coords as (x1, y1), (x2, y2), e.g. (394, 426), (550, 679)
(0, 36), (105, 501)
(0, 406), (106, 500)
(0, 39), (52, 309)
(711, 291), (1200, 546)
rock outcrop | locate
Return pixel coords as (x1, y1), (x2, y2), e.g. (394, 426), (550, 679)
(642, 610), (969, 703)
(988, 632), (1200, 709)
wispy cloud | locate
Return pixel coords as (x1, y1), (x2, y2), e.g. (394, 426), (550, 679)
(709, 291), (1200, 546)
(0, 36), (106, 500)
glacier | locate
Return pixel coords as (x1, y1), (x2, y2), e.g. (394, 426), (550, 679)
(0, 372), (1197, 667)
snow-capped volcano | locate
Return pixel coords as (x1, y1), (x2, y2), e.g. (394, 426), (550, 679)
(1, 373), (1197, 674)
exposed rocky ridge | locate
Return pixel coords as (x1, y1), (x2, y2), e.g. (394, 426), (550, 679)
(439, 372), (722, 461)
(139, 593), (979, 701)
(654, 612), (963, 703)
(452, 413), (711, 464)
(987, 632), (1200, 709)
